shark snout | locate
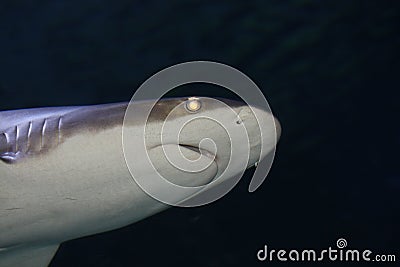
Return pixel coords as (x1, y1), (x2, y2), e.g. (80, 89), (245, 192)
(235, 105), (280, 169)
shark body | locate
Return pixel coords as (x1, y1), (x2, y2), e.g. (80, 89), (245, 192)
(0, 97), (279, 266)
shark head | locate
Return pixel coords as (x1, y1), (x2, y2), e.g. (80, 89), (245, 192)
(123, 96), (280, 205)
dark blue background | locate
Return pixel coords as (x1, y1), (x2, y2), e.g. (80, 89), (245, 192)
(0, 1), (399, 266)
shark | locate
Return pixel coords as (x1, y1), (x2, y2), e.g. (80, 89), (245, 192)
(0, 97), (280, 266)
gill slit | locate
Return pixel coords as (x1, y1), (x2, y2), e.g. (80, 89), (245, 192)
(58, 116), (63, 144)
(15, 126), (19, 152)
(3, 132), (10, 151)
(41, 119), (47, 150)
(27, 121), (33, 152)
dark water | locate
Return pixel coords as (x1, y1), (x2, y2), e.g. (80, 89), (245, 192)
(0, 1), (399, 266)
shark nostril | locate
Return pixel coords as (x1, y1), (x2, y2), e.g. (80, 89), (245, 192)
(236, 107), (251, 125)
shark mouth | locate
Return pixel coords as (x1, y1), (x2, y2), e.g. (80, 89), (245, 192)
(178, 144), (216, 161)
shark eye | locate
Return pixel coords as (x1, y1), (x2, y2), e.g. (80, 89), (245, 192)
(185, 97), (202, 113)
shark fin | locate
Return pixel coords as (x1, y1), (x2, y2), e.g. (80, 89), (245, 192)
(0, 244), (59, 267)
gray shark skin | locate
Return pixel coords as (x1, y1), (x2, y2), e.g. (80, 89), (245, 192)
(0, 97), (280, 267)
